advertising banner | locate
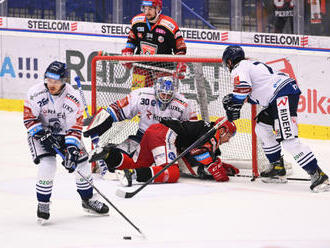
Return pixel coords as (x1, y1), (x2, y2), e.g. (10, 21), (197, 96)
(0, 17), (329, 137)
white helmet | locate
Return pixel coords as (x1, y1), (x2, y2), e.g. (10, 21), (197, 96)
(154, 76), (176, 110)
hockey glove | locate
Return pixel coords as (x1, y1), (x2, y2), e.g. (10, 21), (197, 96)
(34, 129), (60, 153)
(222, 93), (243, 122)
(173, 62), (187, 80)
(222, 162), (240, 176)
(64, 145), (79, 173)
(83, 109), (114, 137)
(207, 157), (229, 182)
(121, 47), (134, 69)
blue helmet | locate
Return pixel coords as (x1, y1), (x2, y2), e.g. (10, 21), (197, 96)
(222, 46), (245, 70)
(44, 61), (68, 82)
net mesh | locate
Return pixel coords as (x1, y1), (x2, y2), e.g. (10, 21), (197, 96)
(91, 55), (271, 174)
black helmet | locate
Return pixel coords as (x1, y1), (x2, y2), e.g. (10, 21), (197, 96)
(222, 46), (245, 70)
(44, 61), (68, 82)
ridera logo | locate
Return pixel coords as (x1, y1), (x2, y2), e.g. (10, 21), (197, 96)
(298, 89), (330, 114)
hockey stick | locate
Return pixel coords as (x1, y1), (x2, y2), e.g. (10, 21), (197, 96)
(231, 174), (311, 181)
(53, 147), (145, 238)
(74, 76), (107, 175)
(116, 118), (228, 199)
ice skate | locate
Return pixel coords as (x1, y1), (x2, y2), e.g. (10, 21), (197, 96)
(310, 168), (330, 193)
(82, 195), (109, 215)
(261, 157), (287, 184)
(37, 202), (50, 225)
(116, 169), (136, 187)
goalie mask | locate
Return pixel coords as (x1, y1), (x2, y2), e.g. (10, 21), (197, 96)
(154, 76), (176, 110)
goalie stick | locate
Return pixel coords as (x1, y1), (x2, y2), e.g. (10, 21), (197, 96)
(115, 117), (228, 199)
(74, 76), (107, 175)
(53, 146), (146, 238)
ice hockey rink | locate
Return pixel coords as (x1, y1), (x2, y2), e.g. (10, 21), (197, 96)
(1, 111), (330, 248)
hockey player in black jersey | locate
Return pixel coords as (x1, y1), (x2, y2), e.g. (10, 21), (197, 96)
(89, 117), (239, 186)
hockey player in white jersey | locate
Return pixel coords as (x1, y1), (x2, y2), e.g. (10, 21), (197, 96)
(221, 45), (329, 193)
(84, 76), (197, 179)
(24, 61), (109, 224)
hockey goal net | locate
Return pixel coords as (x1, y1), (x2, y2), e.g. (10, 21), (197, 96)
(91, 54), (267, 177)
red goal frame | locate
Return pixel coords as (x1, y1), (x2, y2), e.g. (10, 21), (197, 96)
(91, 55), (259, 177)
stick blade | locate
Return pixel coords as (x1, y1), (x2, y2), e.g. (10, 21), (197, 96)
(116, 188), (135, 198)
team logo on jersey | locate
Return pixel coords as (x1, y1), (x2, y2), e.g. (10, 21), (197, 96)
(137, 27), (144, 32)
(140, 41), (158, 55)
(49, 118), (62, 134)
(168, 152), (176, 160)
(158, 36), (164, 43)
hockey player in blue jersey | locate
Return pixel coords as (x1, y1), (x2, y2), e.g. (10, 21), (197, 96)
(221, 45), (329, 193)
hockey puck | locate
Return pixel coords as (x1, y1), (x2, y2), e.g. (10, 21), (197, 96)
(123, 236), (132, 240)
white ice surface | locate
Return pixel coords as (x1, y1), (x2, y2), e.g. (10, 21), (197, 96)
(1, 111), (330, 248)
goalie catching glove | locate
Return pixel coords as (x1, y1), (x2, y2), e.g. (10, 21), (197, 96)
(222, 93), (243, 122)
(83, 109), (114, 138)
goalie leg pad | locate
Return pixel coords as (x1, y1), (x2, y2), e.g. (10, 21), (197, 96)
(84, 108), (114, 137)
(152, 164), (180, 183)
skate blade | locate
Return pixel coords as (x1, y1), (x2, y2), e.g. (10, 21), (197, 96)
(82, 208), (109, 216)
(312, 180), (330, 193)
(37, 218), (49, 225)
(262, 176), (288, 184)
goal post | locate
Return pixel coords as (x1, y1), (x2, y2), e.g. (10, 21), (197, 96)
(91, 54), (265, 177)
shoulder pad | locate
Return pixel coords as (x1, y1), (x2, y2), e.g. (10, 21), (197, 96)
(131, 14), (146, 25)
(159, 15), (179, 33)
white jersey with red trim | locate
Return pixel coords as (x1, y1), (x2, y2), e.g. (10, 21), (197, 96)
(23, 83), (84, 147)
(231, 59), (294, 107)
(106, 87), (197, 134)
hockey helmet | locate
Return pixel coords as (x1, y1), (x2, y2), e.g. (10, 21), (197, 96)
(214, 117), (236, 144)
(154, 76), (175, 109)
(141, 0), (162, 11)
(44, 61), (69, 83)
(222, 45), (245, 71)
